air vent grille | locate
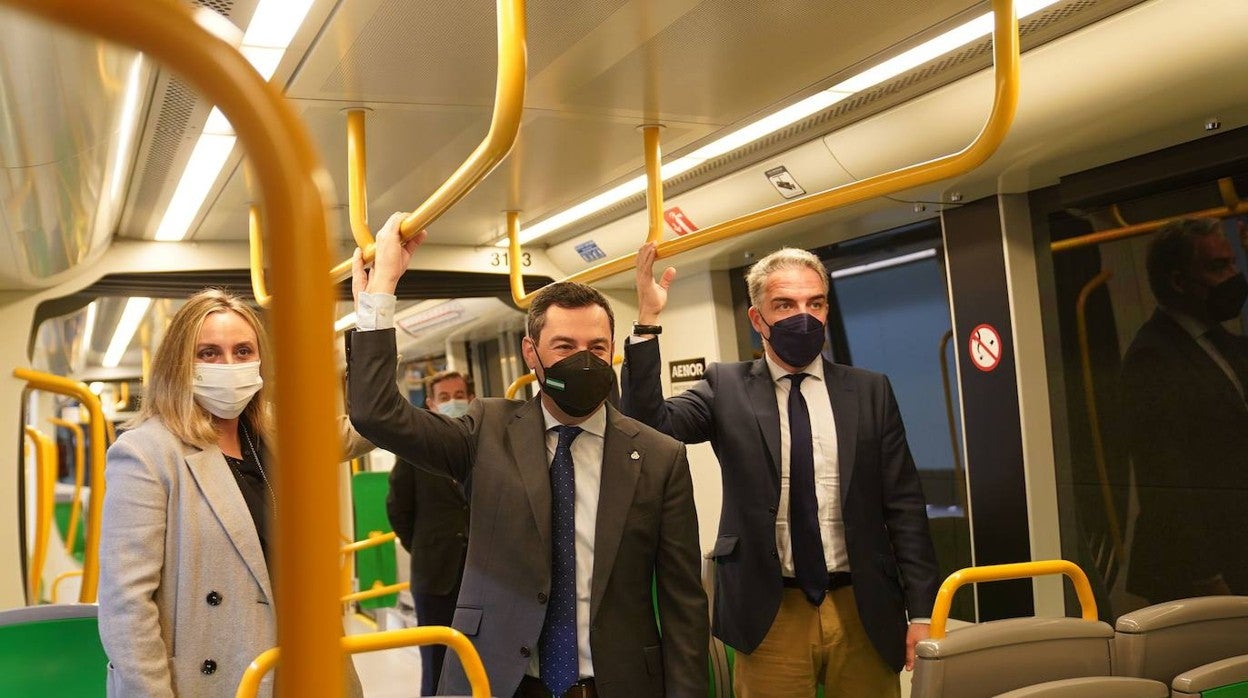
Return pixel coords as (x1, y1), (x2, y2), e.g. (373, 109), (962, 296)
(132, 77), (197, 216)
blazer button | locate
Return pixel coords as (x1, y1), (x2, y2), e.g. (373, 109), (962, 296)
(537, 592), (548, 604)
(520, 646), (531, 658)
(768, 506), (777, 516)
(201, 659), (217, 675)
(771, 550), (779, 559)
(206, 591), (222, 606)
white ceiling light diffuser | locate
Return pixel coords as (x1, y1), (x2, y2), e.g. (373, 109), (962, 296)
(151, 0), (316, 242)
(501, 0), (1061, 248)
(103, 297), (153, 369)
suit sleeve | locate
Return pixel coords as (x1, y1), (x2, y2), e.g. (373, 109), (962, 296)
(655, 445), (710, 696)
(878, 377), (940, 618)
(97, 436), (176, 698)
(346, 328), (476, 482)
(620, 337), (715, 444)
(386, 459), (417, 553)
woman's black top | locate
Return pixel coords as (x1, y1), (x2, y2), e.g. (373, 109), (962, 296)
(223, 423), (270, 565)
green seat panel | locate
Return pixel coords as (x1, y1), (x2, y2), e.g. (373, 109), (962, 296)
(1206, 682), (1248, 697)
(351, 471), (398, 609)
(0, 605), (107, 697)
(54, 501), (85, 562)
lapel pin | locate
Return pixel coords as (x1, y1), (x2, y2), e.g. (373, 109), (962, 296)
(630, 450), (640, 460)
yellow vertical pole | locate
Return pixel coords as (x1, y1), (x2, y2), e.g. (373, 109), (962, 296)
(346, 109), (375, 249)
(642, 125), (664, 244)
(48, 417), (85, 555)
(23, 427), (55, 603)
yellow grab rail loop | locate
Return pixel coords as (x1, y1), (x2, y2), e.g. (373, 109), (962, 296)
(248, 205), (272, 307)
(1, 0), (349, 693)
(508, 0), (1021, 308)
(347, 109), (374, 250)
(50, 570), (84, 604)
(23, 427), (57, 603)
(236, 627), (491, 698)
(339, 530), (396, 555)
(929, 560), (1098, 639)
(342, 580), (410, 604)
(48, 417), (86, 556)
(14, 369), (107, 602)
(1075, 271), (1124, 571)
(329, 0), (528, 282)
(643, 125), (664, 245)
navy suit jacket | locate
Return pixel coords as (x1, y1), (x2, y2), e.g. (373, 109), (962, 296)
(621, 338), (938, 671)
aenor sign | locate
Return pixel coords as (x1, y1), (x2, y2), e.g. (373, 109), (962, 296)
(669, 357), (706, 383)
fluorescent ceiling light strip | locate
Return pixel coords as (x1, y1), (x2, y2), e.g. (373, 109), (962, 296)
(77, 301), (98, 373)
(244, 0), (316, 47)
(153, 134), (236, 241)
(89, 382), (105, 395)
(829, 248), (937, 279)
(503, 0), (1061, 248)
(103, 297), (153, 368)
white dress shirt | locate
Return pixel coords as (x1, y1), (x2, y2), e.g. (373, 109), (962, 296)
(531, 403), (605, 680)
(766, 353), (850, 576)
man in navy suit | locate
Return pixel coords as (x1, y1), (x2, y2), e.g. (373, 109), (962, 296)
(621, 243), (939, 698)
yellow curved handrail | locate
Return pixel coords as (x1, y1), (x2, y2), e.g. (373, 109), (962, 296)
(929, 560), (1098, 639)
(47, 417), (86, 556)
(937, 329), (965, 510)
(113, 381), (130, 411)
(248, 205), (272, 308)
(237, 627), (490, 698)
(50, 570), (84, 604)
(1052, 178), (1248, 253)
(346, 109), (374, 250)
(328, 0), (528, 282)
(23, 426), (57, 603)
(341, 580), (410, 604)
(1075, 271), (1124, 568)
(507, 0), (1021, 307)
(14, 369), (107, 603)
(339, 530), (396, 555)
(2, 1), (346, 692)
(505, 354), (623, 399)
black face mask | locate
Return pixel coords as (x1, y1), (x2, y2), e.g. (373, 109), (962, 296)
(760, 312), (827, 368)
(1207, 273), (1248, 322)
(536, 349), (616, 418)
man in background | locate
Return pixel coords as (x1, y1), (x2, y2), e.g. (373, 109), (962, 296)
(1120, 217), (1248, 603)
(386, 370), (474, 695)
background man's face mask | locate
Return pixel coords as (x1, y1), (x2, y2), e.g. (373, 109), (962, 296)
(193, 361), (263, 419)
(435, 399), (471, 418)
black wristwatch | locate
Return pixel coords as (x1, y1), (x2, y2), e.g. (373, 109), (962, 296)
(632, 321), (662, 335)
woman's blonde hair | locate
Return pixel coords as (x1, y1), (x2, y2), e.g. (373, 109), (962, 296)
(128, 289), (274, 447)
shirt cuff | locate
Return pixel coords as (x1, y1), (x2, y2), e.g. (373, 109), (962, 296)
(357, 292), (396, 331)
(909, 618), (931, 625)
(627, 335), (656, 344)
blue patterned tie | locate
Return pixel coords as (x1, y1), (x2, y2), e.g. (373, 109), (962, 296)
(786, 373), (827, 605)
(540, 425), (582, 695)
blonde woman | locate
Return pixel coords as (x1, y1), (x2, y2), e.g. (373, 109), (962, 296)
(98, 289), (370, 697)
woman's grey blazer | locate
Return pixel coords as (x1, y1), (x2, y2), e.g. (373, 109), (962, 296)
(98, 417), (371, 697)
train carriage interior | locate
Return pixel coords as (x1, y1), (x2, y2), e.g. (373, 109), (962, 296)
(3, 0), (1248, 695)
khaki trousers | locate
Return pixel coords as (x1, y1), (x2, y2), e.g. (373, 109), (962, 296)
(734, 587), (899, 698)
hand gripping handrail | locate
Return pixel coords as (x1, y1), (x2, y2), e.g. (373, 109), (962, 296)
(505, 355), (623, 399)
(508, 0), (1021, 308)
(1075, 271), (1124, 577)
(236, 627), (491, 698)
(23, 426), (56, 603)
(327, 0), (528, 282)
(47, 417), (86, 556)
(14, 369), (107, 602)
(929, 560), (1098, 639)
(1, 2), (347, 693)
(1051, 178), (1248, 253)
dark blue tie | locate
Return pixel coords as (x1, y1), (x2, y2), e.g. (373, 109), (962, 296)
(540, 425), (582, 695)
(786, 373), (827, 605)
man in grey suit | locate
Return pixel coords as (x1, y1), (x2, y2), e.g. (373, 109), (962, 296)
(622, 244), (939, 698)
(347, 213), (708, 698)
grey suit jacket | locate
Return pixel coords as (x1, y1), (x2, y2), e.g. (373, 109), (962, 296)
(347, 328), (709, 698)
(98, 416), (371, 698)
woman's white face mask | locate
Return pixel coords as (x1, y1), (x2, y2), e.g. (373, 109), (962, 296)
(193, 362), (262, 419)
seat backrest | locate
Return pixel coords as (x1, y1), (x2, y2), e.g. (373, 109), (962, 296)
(911, 617), (1115, 698)
(1170, 653), (1248, 697)
(1114, 596), (1248, 683)
(0, 604), (107, 697)
(993, 676), (1169, 697)
(351, 471), (398, 609)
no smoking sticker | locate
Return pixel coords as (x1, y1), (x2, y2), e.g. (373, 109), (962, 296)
(968, 324), (1002, 372)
